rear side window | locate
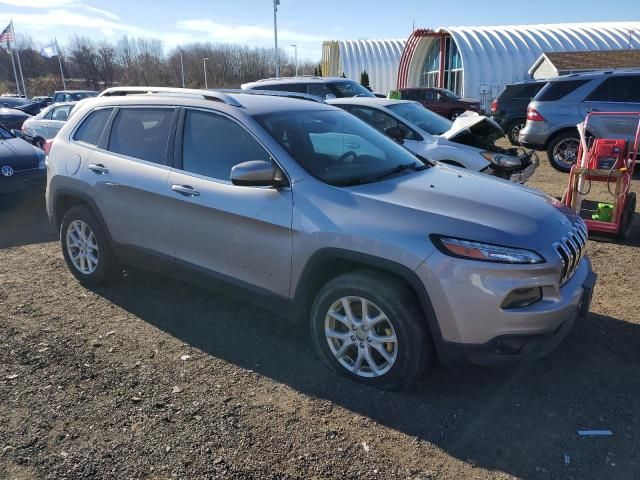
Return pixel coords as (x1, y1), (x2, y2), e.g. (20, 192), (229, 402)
(513, 83), (545, 100)
(73, 108), (112, 146)
(107, 108), (174, 164)
(587, 76), (640, 103)
(254, 83), (305, 93)
(536, 80), (589, 101)
(181, 110), (270, 181)
(401, 90), (420, 101)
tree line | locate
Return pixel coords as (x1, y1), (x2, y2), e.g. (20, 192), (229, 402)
(1, 35), (319, 97)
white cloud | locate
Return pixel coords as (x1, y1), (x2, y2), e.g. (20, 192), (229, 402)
(0, 0), (74, 7)
(77, 4), (120, 21)
(177, 19), (321, 44)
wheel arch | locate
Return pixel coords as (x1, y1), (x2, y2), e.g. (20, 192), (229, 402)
(293, 248), (444, 349)
(52, 187), (114, 247)
(544, 126), (580, 150)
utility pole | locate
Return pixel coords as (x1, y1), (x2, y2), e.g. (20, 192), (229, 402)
(203, 57), (209, 89)
(273, 0), (280, 77)
(180, 50), (185, 88)
(291, 44), (297, 76)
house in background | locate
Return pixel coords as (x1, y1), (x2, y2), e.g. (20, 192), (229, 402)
(529, 49), (640, 79)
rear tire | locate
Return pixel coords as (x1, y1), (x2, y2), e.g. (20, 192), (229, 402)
(309, 270), (431, 391)
(60, 205), (118, 286)
(547, 131), (580, 173)
(617, 192), (636, 241)
(33, 137), (45, 150)
(506, 119), (525, 146)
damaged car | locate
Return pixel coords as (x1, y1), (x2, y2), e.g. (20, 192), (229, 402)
(329, 97), (538, 183)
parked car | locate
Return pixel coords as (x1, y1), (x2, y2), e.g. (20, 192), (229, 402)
(21, 102), (76, 149)
(0, 96), (48, 116)
(329, 97), (537, 183)
(0, 125), (46, 194)
(397, 87), (481, 120)
(491, 80), (547, 145)
(242, 76), (375, 99)
(0, 107), (30, 131)
(519, 70), (640, 172)
(52, 90), (98, 104)
(46, 86), (595, 391)
(32, 96), (53, 106)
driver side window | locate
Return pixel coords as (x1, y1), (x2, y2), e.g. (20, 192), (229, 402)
(349, 106), (417, 141)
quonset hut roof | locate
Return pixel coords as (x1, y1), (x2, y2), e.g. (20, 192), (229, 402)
(321, 39), (406, 94)
(397, 22), (640, 99)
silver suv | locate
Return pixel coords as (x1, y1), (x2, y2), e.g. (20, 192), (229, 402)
(519, 70), (640, 172)
(242, 76), (375, 100)
(46, 87), (596, 391)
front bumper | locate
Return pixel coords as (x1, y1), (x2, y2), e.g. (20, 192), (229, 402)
(508, 153), (539, 184)
(415, 250), (596, 367)
(0, 168), (46, 194)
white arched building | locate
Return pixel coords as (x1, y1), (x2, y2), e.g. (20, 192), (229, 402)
(321, 39), (406, 94)
(397, 22), (640, 108)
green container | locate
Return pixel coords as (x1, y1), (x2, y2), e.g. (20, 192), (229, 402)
(592, 202), (613, 222)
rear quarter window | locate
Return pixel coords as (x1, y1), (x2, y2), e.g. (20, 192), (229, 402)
(536, 80), (590, 101)
(73, 108), (113, 146)
(513, 83), (545, 100)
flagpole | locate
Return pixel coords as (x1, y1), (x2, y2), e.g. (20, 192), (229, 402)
(10, 21), (27, 98)
(8, 45), (20, 96)
(55, 38), (66, 90)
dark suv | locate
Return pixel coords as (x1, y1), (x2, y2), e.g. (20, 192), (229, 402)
(397, 87), (481, 120)
(491, 80), (547, 145)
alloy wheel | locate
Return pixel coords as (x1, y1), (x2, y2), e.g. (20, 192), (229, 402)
(553, 138), (580, 168)
(510, 123), (524, 143)
(324, 296), (398, 378)
(66, 220), (99, 275)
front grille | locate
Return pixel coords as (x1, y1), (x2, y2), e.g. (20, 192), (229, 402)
(553, 217), (588, 285)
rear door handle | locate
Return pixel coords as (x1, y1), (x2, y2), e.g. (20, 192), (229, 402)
(88, 163), (109, 174)
(171, 184), (200, 197)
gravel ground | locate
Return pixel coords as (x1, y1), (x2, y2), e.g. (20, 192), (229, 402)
(1, 155), (639, 480)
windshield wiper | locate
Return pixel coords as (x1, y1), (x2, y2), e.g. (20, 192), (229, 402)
(375, 162), (427, 181)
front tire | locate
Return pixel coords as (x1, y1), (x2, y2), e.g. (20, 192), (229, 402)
(547, 131), (580, 173)
(60, 205), (118, 286)
(449, 109), (464, 121)
(309, 270), (431, 391)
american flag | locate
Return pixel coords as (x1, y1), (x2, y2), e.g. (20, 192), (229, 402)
(0, 22), (14, 48)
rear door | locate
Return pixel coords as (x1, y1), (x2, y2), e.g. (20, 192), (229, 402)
(80, 106), (177, 259)
(582, 75), (640, 141)
(168, 108), (293, 298)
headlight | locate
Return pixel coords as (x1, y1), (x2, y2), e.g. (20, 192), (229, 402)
(480, 151), (522, 169)
(433, 236), (545, 264)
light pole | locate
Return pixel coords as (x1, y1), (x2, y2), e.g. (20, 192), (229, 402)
(273, 0), (280, 77)
(203, 57), (209, 89)
(290, 44), (297, 76)
(180, 50), (185, 88)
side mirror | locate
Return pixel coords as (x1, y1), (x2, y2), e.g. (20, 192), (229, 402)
(231, 160), (280, 187)
(384, 126), (405, 144)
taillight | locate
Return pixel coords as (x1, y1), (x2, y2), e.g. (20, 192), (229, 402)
(44, 139), (53, 155)
(527, 108), (545, 122)
(490, 98), (498, 113)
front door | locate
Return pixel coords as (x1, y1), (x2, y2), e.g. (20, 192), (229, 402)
(168, 108), (293, 298)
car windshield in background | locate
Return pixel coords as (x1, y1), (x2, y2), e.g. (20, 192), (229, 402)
(256, 109), (425, 186)
(387, 102), (453, 135)
(442, 89), (460, 100)
(330, 81), (375, 98)
(74, 92), (99, 100)
(536, 80), (590, 101)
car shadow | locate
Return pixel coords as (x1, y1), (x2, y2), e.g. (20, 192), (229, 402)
(92, 270), (640, 480)
(0, 190), (56, 249)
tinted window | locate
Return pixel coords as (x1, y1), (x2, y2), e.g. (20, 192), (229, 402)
(254, 83), (305, 93)
(348, 105), (419, 140)
(513, 83), (545, 100)
(257, 110), (424, 186)
(307, 83), (334, 99)
(73, 108), (112, 145)
(108, 108), (174, 164)
(387, 102), (452, 135)
(181, 110), (270, 181)
(588, 76), (640, 103)
(328, 81), (374, 98)
(401, 89), (420, 101)
(536, 80), (590, 101)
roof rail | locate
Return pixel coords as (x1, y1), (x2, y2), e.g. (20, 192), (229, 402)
(98, 86), (244, 108)
(254, 75), (324, 82)
(215, 89), (327, 104)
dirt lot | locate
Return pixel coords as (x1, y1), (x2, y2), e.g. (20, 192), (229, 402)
(1, 156), (639, 480)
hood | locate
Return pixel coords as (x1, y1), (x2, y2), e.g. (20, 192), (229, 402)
(0, 136), (42, 170)
(346, 164), (577, 249)
(441, 114), (504, 143)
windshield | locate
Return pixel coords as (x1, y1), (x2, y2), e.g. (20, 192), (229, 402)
(329, 81), (375, 98)
(387, 102), (453, 135)
(256, 109), (426, 186)
(73, 92), (98, 100)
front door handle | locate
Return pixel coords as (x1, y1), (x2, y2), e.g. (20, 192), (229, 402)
(171, 184), (200, 197)
(88, 163), (109, 174)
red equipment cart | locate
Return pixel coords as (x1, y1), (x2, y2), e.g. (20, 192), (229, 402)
(563, 112), (638, 240)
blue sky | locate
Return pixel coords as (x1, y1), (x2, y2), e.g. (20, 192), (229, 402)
(1, 0), (638, 61)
